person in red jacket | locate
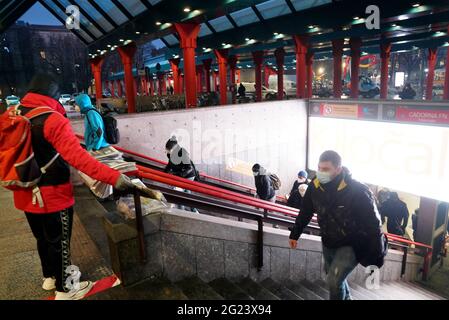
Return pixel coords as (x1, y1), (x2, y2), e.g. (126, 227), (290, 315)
(15, 74), (133, 300)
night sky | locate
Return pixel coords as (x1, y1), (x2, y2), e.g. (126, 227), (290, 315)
(18, 2), (62, 26)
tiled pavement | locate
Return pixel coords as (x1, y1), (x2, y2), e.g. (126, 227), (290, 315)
(0, 187), (113, 300)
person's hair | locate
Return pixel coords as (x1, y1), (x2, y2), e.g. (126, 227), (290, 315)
(319, 150), (342, 168)
(165, 136), (178, 150)
(252, 163), (261, 172)
(27, 73), (60, 100)
(390, 192), (399, 200)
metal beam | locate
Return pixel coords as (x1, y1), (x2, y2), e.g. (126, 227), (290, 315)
(38, 0), (89, 45)
(87, 0), (119, 28)
(110, 0), (134, 20)
(48, 0), (98, 40)
(66, 0), (107, 35)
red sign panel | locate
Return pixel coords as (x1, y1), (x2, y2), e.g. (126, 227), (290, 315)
(396, 107), (449, 124)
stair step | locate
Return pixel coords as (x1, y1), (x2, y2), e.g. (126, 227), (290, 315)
(348, 281), (385, 300)
(237, 278), (281, 300)
(208, 278), (254, 300)
(175, 277), (224, 300)
(285, 280), (324, 300)
(300, 279), (329, 300)
(260, 278), (304, 300)
(314, 279), (370, 300)
(384, 281), (433, 300)
(85, 277), (188, 300)
(401, 281), (447, 300)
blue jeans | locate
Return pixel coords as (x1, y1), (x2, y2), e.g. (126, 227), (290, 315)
(322, 245), (358, 300)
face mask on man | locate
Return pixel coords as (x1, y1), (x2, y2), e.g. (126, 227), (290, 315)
(316, 171), (333, 184)
(253, 171), (259, 177)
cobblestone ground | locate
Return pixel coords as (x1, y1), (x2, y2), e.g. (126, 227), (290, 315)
(0, 188), (112, 300)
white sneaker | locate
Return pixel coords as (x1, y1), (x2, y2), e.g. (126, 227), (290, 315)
(42, 277), (56, 291)
(55, 281), (93, 300)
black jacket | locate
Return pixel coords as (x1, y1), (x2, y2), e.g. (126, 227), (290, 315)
(287, 181), (307, 210)
(289, 168), (382, 251)
(164, 145), (197, 180)
(379, 198), (409, 236)
(254, 173), (275, 201)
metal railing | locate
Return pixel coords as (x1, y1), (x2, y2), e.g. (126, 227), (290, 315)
(76, 134), (433, 280)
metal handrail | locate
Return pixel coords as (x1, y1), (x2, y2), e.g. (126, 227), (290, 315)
(76, 134), (432, 279)
(75, 133), (286, 201)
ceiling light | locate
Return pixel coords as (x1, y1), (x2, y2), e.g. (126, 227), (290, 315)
(353, 16), (360, 20)
(183, 7), (191, 13)
(412, 3), (420, 8)
(156, 21), (162, 26)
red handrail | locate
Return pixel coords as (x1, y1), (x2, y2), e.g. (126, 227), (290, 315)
(75, 133), (286, 201)
(76, 132), (432, 275)
(137, 165), (299, 217)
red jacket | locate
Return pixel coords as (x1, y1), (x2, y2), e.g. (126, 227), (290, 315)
(14, 93), (121, 214)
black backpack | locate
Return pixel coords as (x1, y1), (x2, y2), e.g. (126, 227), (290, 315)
(87, 109), (120, 145)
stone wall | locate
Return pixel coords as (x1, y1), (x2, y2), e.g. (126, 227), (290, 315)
(104, 208), (423, 287)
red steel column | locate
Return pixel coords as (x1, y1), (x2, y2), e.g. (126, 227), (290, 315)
(380, 42), (392, 99)
(214, 49), (229, 105)
(306, 51), (314, 99)
(90, 57), (104, 102)
(274, 48), (285, 100)
(203, 59), (212, 93)
(293, 35), (308, 99)
(332, 39), (344, 98)
(426, 47), (438, 100)
(169, 58), (181, 94)
(228, 55), (238, 104)
(196, 65), (204, 93)
(252, 51), (264, 102)
(349, 37), (362, 99)
(117, 43), (137, 113)
(174, 23), (200, 108)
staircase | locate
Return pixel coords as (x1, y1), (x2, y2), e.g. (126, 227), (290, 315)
(85, 276), (446, 300)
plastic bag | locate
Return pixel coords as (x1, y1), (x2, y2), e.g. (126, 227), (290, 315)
(116, 195), (168, 220)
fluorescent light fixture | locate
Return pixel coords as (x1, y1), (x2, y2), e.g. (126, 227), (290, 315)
(184, 7), (191, 12)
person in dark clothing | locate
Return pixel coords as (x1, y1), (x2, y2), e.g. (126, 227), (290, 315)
(412, 209), (419, 241)
(168, 85), (174, 95)
(380, 192), (409, 236)
(252, 164), (276, 202)
(399, 83), (416, 100)
(287, 170), (309, 210)
(289, 151), (383, 300)
(238, 83), (246, 97)
(164, 136), (199, 212)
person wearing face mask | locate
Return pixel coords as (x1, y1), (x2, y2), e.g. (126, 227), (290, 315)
(252, 164), (276, 203)
(286, 170), (309, 210)
(289, 150), (385, 300)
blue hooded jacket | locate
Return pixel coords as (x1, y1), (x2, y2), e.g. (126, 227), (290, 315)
(75, 94), (109, 151)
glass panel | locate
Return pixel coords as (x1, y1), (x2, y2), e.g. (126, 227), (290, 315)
(230, 7), (259, 27)
(163, 34), (179, 46)
(255, 0), (291, 20)
(198, 23), (213, 37)
(96, 0), (128, 25)
(42, 0), (93, 42)
(56, 0), (102, 38)
(74, 0), (114, 32)
(208, 16), (233, 32)
(148, 0), (162, 5)
(290, 0), (331, 11)
(117, 0), (146, 17)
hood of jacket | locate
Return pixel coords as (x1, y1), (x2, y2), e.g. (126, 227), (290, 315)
(75, 94), (95, 114)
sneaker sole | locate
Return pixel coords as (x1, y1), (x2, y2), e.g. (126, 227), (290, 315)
(56, 281), (94, 300)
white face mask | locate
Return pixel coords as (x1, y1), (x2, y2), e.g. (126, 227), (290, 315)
(316, 171), (333, 184)
(253, 171), (259, 177)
